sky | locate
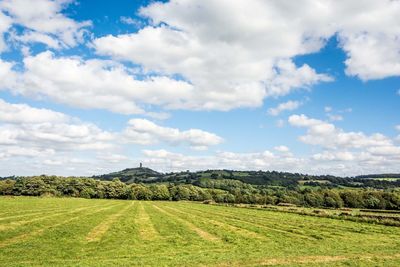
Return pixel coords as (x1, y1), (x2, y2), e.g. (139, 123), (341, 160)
(0, 0), (399, 177)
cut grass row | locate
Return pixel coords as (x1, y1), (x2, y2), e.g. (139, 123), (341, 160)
(0, 197), (400, 266)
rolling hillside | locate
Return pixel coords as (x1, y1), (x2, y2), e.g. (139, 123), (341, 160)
(94, 167), (162, 183)
(94, 167), (400, 189)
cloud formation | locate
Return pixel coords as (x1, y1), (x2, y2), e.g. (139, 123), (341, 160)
(268, 100), (302, 116)
(0, 0), (90, 50)
(123, 118), (223, 150)
(289, 114), (392, 149)
(0, 1), (398, 176)
(0, 100), (116, 163)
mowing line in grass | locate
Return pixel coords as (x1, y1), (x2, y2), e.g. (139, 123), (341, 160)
(216, 253), (400, 267)
(207, 204), (394, 237)
(0, 204), (107, 231)
(162, 205), (265, 240)
(0, 204), (120, 249)
(152, 204), (220, 242)
(0, 204), (92, 217)
(85, 202), (134, 242)
(135, 202), (159, 241)
(0, 209), (68, 222)
(178, 204), (316, 240)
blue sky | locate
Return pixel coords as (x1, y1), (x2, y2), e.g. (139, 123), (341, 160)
(0, 0), (399, 176)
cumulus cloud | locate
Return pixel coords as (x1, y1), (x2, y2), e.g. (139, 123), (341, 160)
(130, 115), (400, 176)
(123, 118), (223, 150)
(0, 10), (12, 52)
(142, 149), (398, 176)
(265, 60), (332, 97)
(324, 106), (351, 121)
(5, 51), (197, 114)
(288, 114), (400, 172)
(3, 1), (397, 114)
(0, 0), (91, 50)
(274, 145), (290, 153)
(91, 0), (400, 115)
(0, 99), (224, 173)
(140, 147), (399, 176)
(120, 16), (143, 28)
(141, 149), (288, 171)
(96, 153), (129, 164)
(0, 99), (68, 124)
(289, 114), (393, 149)
(268, 100), (302, 116)
(93, 0), (338, 111)
(0, 99), (115, 163)
(0, 59), (17, 89)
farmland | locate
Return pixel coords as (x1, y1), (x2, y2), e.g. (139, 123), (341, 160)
(1, 197), (400, 266)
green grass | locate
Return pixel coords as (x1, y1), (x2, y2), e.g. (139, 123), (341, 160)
(1, 197), (400, 266)
(364, 177), (400, 181)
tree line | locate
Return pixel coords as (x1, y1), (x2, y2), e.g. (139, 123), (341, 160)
(0, 176), (399, 210)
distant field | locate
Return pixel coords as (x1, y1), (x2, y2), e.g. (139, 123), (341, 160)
(1, 197), (400, 266)
(365, 177), (400, 181)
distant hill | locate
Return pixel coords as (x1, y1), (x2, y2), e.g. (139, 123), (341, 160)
(92, 167), (400, 189)
(94, 167), (162, 183)
(2, 168), (400, 189)
(95, 168), (340, 187)
(355, 174), (400, 179)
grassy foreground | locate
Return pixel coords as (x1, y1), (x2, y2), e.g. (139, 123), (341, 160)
(0, 197), (400, 266)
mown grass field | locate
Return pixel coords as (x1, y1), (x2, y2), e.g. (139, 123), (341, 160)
(1, 197), (400, 266)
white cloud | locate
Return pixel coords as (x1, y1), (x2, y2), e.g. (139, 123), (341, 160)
(340, 32), (400, 80)
(288, 114), (400, 170)
(141, 149), (288, 171)
(91, 0), (400, 116)
(396, 125), (400, 132)
(0, 0), (91, 49)
(145, 112), (171, 120)
(7, 51), (196, 114)
(96, 153), (129, 164)
(327, 114), (343, 122)
(0, 50), (327, 120)
(120, 16), (143, 28)
(123, 118), (223, 150)
(268, 100), (302, 116)
(140, 147), (400, 176)
(367, 146), (400, 157)
(0, 59), (17, 89)
(265, 60), (332, 97)
(0, 99), (115, 159)
(324, 106), (351, 121)
(93, 1), (337, 111)
(0, 99), (68, 124)
(0, 10), (12, 52)
(274, 145), (290, 153)
(312, 151), (355, 161)
(0, 122), (115, 151)
(289, 114), (393, 149)
(12, 30), (62, 49)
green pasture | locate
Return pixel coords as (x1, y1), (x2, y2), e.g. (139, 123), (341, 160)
(0, 197), (400, 266)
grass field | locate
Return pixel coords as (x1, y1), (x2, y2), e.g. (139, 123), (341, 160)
(1, 197), (400, 266)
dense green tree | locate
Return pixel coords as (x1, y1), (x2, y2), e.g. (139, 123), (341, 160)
(0, 175), (399, 210)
